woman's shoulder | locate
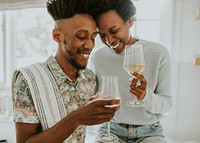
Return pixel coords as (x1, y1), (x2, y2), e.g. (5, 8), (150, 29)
(139, 39), (169, 55)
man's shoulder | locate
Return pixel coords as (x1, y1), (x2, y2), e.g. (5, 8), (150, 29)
(12, 62), (48, 83)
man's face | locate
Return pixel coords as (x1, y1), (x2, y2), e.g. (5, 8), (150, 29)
(97, 10), (133, 54)
(55, 14), (97, 69)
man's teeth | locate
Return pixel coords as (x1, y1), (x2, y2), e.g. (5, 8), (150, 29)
(81, 53), (90, 58)
(111, 42), (120, 49)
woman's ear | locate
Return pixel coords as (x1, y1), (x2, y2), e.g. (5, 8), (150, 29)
(52, 29), (63, 42)
(128, 17), (135, 27)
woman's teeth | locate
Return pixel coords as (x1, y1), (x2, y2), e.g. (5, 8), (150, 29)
(111, 42), (120, 49)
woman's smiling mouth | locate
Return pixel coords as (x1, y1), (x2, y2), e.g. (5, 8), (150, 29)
(110, 42), (120, 49)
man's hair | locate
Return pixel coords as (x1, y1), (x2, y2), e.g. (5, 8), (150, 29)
(89, 0), (136, 21)
(46, 0), (91, 21)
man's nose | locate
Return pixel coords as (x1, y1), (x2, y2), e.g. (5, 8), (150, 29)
(84, 39), (95, 49)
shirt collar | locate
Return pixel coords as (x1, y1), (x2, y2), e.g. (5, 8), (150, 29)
(45, 55), (87, 86)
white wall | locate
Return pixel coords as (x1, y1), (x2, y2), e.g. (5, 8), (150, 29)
(162, 0), (200, 141)
(0, 118), (15, 143)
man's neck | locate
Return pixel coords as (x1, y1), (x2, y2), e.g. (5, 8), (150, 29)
(55, 55), (78, 83)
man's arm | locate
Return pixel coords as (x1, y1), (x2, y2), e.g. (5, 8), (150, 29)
(16, 98), (120, 143)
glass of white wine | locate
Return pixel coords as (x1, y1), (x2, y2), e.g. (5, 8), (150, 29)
(123, 44), (145, 107)
(99, 75), (121, 143)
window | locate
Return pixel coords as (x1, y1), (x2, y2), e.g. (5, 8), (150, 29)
(15, 8), (56, 68)
(132, 0), (162, 42)
(0, 8), (56, 89)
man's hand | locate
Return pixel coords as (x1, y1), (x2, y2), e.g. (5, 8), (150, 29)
(76, 92), (120, 125)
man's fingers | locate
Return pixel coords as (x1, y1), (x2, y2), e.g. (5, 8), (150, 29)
(89, 91), (105, 101)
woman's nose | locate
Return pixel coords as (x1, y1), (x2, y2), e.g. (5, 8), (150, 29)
(106, 35), (115, 46)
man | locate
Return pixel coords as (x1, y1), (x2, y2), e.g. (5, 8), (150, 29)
(12, 0), (120, 143)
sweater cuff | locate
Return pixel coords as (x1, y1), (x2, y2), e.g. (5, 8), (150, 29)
(141, 88), (150, 103)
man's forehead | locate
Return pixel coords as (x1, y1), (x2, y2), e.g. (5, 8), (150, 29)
(55, 15), (97, 34)
(56, 14), (95, 26)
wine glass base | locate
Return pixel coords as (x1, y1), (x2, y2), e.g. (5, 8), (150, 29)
(99, 133), (118, 143)
(126, 100), (144, 107)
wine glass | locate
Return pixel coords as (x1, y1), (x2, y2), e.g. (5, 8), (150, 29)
(123, 44), (145, 107)
(99, 75), (121, 143)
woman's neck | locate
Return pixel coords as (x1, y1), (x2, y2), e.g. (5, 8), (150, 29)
(127, 37), (138, 45)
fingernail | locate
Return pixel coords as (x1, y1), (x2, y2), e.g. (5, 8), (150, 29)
(129, 78), (133, 81)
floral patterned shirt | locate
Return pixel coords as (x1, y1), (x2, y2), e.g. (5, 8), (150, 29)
(13, 55), (97, 143)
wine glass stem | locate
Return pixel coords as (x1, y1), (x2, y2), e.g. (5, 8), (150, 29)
(107, 122), (111, 137)
(134, 97), (139, 104)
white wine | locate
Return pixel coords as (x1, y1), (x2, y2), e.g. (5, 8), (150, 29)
(124, 64), (145, 73)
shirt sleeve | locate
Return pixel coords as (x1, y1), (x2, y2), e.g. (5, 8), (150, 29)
(13, 72), (40, 123)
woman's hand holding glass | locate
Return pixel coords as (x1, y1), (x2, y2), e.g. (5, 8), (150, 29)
(123, 44), (146, 107)
(129, 72), (147, 101)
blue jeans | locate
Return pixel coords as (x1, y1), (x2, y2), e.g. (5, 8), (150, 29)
(97, 122), (166, 143)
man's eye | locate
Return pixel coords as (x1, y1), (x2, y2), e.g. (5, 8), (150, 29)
(77, 36), (87, 40)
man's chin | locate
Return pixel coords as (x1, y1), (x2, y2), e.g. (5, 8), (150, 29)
(78, 65), (86, 70)
(70, 60), (87, 70)
(74, 63), (86, 70)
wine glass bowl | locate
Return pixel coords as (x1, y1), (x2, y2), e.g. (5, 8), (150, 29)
(99, 75), (121, 143)
(123, 44), (145, 107)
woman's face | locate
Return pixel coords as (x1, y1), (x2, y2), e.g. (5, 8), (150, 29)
(96, 10), (134, 54)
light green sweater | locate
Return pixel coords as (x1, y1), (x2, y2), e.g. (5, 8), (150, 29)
(90, 39), (172, 125)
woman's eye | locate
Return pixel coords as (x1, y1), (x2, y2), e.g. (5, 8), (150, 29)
(110, 29), (119, 34)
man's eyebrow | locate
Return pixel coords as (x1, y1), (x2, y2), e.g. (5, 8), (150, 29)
(76, 30), (98, 35)
(75, 29), (88, 34)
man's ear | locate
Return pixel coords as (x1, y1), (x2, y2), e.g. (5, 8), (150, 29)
(53, 29), (63, 42)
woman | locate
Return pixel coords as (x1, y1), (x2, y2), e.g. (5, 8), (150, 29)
(89, 0), (172, 142)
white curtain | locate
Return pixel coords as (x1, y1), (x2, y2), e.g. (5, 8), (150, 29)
(0, 0), (45, 10)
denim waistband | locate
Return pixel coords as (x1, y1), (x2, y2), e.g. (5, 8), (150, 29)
(99, 121), (164, 142)
(117, 121), (160, 128)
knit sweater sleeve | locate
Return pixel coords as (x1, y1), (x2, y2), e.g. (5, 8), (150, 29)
(142, 46), (172, 114)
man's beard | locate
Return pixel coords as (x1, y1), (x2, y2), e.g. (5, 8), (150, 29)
(63, 39), (86, 70)
(69, 58), (86, 70)
(64, 48), (86, 70)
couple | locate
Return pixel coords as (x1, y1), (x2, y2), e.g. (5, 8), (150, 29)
(12, 0), (172, 143)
